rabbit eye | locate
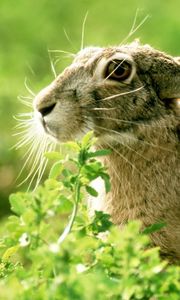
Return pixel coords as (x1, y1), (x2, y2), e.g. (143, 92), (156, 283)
(105, 60), (132, 81)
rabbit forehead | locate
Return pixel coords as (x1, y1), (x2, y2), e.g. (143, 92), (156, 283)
(73, 47), (135, 76)
(74, 46), (133, 63)
(74, 47), (103, 64)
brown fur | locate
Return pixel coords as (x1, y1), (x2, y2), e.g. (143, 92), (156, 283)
(33, 42), (180, 263)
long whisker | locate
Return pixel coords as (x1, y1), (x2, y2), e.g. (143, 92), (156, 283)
(99, 86), (144, 102)
(120, 10), (149, 45)
(18, 95), (33, 101)
(83, 114), (172, 128)
(24, 77), (36, 97)
(33, 143), (56, 191)
(13, 120), (34, 129)
(86, 107), (117, 111)
(15, 137), (40, 182)
(11, 131), (35, 150)
(48, 49), (75, 58)
(13, 129), (33, 137)
(63, 27), (77, 52)
(48, 50), (57, 78)
(18, 99), (32, 108)
(80, 11), (89, 50)
(27, 140), (50, 191)
(13, 115), (34, 122)
(80, 86), (144, 108)
(18, 137), (48, 187)
(13, 121), (34, 130)
(18, 95), (33, 108)
(17, 112), (34, 117)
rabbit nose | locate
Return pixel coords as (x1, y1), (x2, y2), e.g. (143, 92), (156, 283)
(38, 103), (56, 117)
(33, 85), (57, 117)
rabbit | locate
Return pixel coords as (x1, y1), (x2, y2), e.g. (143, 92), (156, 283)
(33, 41), (180, 263)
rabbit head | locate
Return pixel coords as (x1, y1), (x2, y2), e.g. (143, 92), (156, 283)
(33, 42), (180, 146)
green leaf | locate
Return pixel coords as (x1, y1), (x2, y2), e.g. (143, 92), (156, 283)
(64, 141), (80, 152)
(101, 173), (111, 193)
(81, 131), (94, 148)
(2, 245), (19, 262)
(62, 168), (73, 178)
(90, 211), (112, 234)
(45, 178), (62, 190)
(84, 162), (102, 174)
(88, 149), (112, 158)
(142, 222), (167, 235)
(57, 195), (73, 213)
(78, 149), (88, 165)
(49, 161), (63, 179)
(9, 194), (26, 215)
(44, 151), (63, 160)
(86, 185), (98, 197)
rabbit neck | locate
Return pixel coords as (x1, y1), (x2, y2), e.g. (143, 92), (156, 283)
(95, 121), (179, 225)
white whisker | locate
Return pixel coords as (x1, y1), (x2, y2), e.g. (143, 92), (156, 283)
(120, 10), (149, 45)
(48, 50), (57, 79)
(48, 49), (75, 58)
(18, 95), (33, 101)
(81, 86), (144, 108)
(18, 99), (32, 108)
(13, 115), (34, 122)
(14, 122), (34, 129)
(80, 11), (89, 50)
(18, 95), (33, 109)
(24, 77), (36, 97)
(87, 107), (117, 111)
(26, 138), (51, 190)
(99, 86), (144, 102)
(18, 137), (48, 187)
(33, 143), (56, 191)
(54, 58), (62, 66)
(84, 115), (171, 128)
(16, 138), (39, 182)
(17, 112), (34, 117)
(63, 27), (77, 52)
(12, 132), (35, 150)
(13, 129), (32, 137)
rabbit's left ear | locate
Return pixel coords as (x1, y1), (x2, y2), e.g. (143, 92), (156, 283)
(151, 56), (180, 103)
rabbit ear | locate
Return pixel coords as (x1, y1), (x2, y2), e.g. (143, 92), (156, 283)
(150, 55), (180, 102)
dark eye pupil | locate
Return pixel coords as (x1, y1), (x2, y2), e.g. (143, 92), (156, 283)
(114, 65), (125, 76)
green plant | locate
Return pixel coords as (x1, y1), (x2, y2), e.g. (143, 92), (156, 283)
(0, 132), (179, 300)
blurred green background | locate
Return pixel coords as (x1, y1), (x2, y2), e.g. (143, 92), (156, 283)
(0, 0), (179, 216)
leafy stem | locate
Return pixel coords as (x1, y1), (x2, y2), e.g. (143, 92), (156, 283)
(57, 176), (81, 245)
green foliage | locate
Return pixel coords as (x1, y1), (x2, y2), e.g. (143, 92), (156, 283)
(0, 132), (180, 299)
